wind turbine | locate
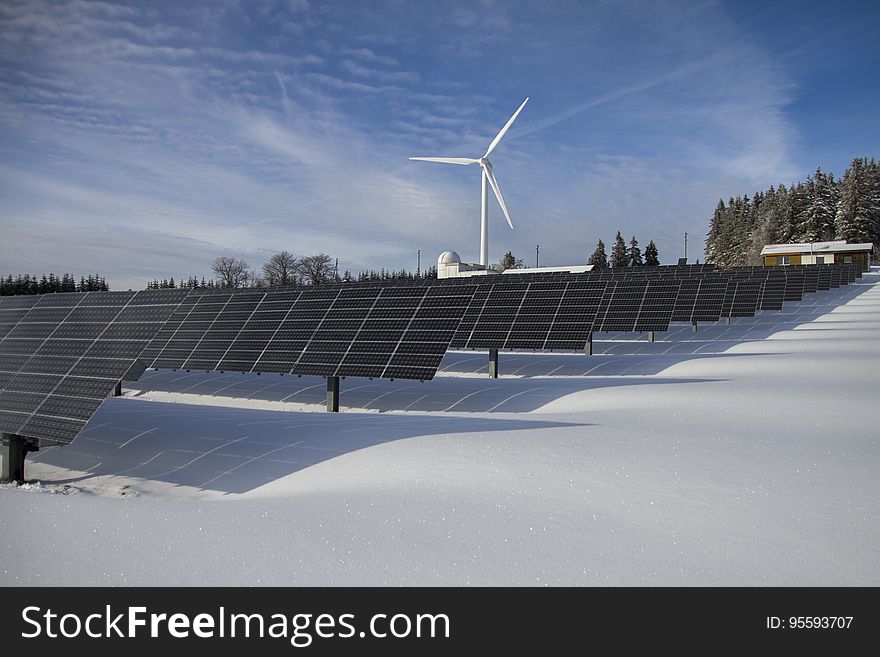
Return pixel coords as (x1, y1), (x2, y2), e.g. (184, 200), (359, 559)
(410, 97), (529, 268)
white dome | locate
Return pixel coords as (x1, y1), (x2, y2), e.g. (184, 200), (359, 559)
(438, 250), (462, 265)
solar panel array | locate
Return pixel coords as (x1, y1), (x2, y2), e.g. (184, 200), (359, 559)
(0, 261), (863, 448)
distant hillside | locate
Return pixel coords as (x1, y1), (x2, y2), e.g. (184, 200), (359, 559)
(706, 157), (879, 267)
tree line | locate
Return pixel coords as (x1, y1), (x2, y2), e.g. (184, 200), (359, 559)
(586, 232), (660, 269)
(0, 273), (109, 296)
(706, 156), (880, 267)
(148, 252), (440, 290)
(191, 239), (661, 288)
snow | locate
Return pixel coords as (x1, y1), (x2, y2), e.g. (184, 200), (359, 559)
(2, 272), (879, 585)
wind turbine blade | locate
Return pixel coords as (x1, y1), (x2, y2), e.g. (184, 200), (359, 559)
(409, 157), (479, 165)
(482, 165), (514, 229)
(484, 97), (529, 157)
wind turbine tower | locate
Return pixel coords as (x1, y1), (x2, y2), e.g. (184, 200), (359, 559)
(410, 97), (529, 267)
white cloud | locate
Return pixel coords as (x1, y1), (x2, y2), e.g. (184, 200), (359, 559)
(0, 0), (829, 284)
(338, 60), (420, 84)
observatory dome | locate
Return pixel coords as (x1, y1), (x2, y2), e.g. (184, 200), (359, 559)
(438, 251), (462, 265)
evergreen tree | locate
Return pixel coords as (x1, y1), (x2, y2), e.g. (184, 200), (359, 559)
(495, 250), (524, 272)
(705, 199), (726, 265)
(797, 167), (837, 242)
(610, 231), (628, 268)
(644, 240), (660, 266)
(587, 239), (608, 269)
(835, 157), (876, 243)
(627, 236), (643, 267)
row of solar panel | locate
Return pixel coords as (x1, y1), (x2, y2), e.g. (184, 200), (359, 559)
(0, 263), (858, 444)
(138, 284), (477, 379)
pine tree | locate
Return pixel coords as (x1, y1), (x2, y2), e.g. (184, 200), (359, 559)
(587, 239), (608, 269)
(610, 231), (627, 268)
(627, 236), (643, 267)
(796, 167), (837, 242)
(644, 240), (660, 266)
(705, 199), (726, 265)
(835, 157), (876, 243)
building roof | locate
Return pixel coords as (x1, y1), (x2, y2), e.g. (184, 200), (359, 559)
(438, 250), (461, 265)
(760, 240), (874, 256)
(502, 264), (594, 274)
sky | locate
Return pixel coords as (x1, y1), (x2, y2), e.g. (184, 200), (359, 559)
(1, 0), (878, 289)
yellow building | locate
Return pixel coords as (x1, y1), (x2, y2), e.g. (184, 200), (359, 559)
(761, 240), (873, 272)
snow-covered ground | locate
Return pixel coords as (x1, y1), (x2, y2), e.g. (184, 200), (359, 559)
(2, 272), (878, 585)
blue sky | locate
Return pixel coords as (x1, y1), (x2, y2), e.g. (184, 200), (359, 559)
(1, 0), (878, 288)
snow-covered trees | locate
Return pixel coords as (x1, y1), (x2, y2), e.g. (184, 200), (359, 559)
(796, 168), (838, 243)
(835, 157), (878, 244)
(705, 157), (880, 265)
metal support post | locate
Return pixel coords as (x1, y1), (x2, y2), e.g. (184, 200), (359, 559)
(585, 332), (593, 356)
(488, 348), (499, 378)
(326, 376), (340, 413)
(647, 331), (655, 343)
(691, 321), (698, 333)
(1, 434), (38, 484)
(113, 381), (122, 397)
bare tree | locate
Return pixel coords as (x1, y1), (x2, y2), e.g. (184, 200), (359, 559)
(297, 253), (334, 285)
(262, 251), (298, 286)
(211, 256), (253, 288)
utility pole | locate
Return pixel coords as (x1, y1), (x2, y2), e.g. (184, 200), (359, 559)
(536, 244), (540, 268)
(684, 232), (688, 262)
(417, 249), (421, 278)
(335, 258), (339, 281)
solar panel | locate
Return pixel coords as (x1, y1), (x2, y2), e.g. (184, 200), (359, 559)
(143, 288), (238, 370)
(758, 273), (785, 311)
(721, 280), (762, 318)
(295, 285), (476, 380)
(449, 279), (606, 351)
(783, 270), (805, 301)
(802, 267), (819, 294)
(671, 278), (729, 323)
(543, 280), (607, 349)
(593, 279), (681, 332)
(829, 266), (842, 288)
(369, 285), (476, 380)
(0, 295), (41, 342)
(449, 288), (490, 349)
(0, 289), (190, 445)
